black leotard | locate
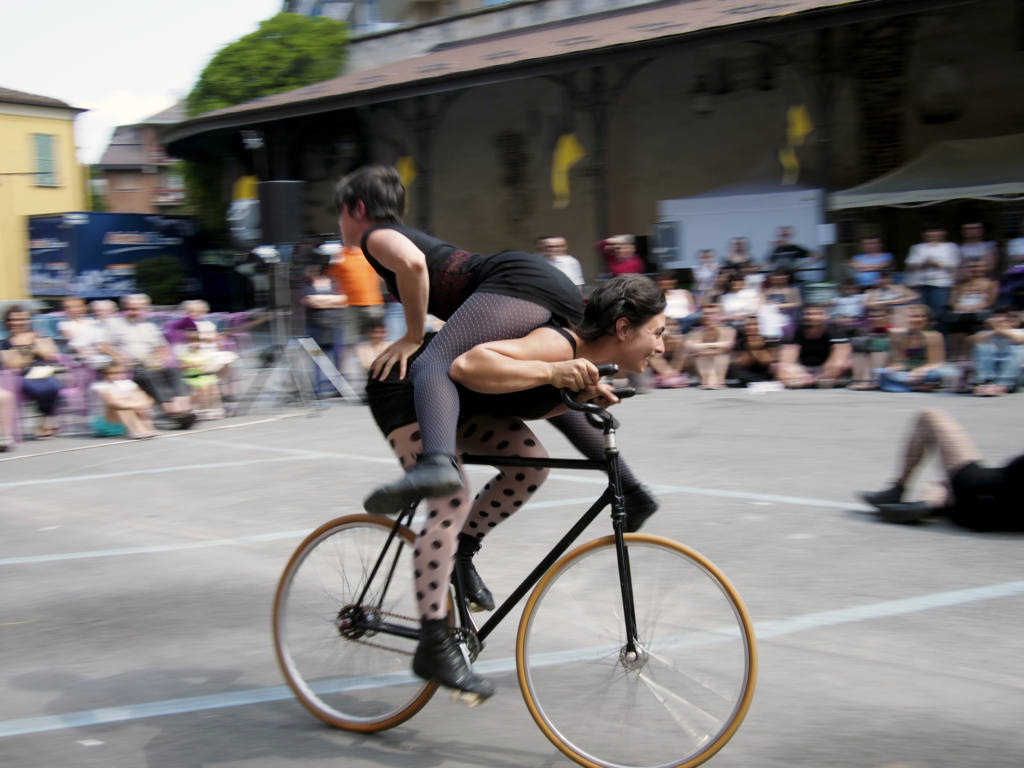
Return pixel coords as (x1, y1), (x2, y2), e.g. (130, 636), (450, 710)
(365, 325), (577, 436)
(360, 224), (583, 326)
(948, 455), (1024, 531)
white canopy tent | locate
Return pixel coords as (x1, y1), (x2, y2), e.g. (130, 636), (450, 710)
(827, 133), (1024, 210)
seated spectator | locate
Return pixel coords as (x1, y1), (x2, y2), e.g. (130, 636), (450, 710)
(648, 271), (697, 388)
(178, 339), (226, 419)
(56, 296), (93, 356)
(876, 304), (947, 393)
(89, 360), (157, 439)
(103, 294), (196, 429)
(969, 306), (1024, 396)
(775, 304), (852, 388)
(0, 387), (15, 451)
(1, 305), (63, 439)
(848, 236), (892, 288)
(356, 320), (391, 374)
(693, 249), (719, 302)
(759, 268), (801, 340)
(860, 408), (1023, 530)
(171, 300), (238, 405)
(831, 280), (867, 333)
(848, 305), (893, 390)
(728, 315), (778, 387)
(719, 271), (761, 327)
(657, 270), (701, 334)
(863, 269), (919, 331)
(945, 259), (998, 361)
(683, 303), (735, 389)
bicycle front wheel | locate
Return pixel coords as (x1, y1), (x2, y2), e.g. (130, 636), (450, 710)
(273, 514), (436, 731)
(516, 534), (757, 768)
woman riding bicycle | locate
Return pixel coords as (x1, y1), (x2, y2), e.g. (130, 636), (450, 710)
(365, 274), (667, 701)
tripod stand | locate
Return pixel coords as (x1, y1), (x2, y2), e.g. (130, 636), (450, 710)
(236, 256), (360, 415)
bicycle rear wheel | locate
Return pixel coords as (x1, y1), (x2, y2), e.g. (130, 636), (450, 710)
(273, 514), (436, 731)
(516, 534), (757, 768)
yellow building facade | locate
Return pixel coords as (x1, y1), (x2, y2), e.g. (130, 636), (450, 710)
(0, 88), (86, 301)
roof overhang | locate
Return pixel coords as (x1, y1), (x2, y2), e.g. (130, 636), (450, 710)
(828, 133), (1024, 210)
(165, 0), (967, 150)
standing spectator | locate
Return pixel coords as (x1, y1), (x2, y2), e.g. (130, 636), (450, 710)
(767, 227), (825, 291)
(1, 305), (63, 439)
(540, 236), (585, 291)
(999, 217), (1024, 309)
(945, 259), (998, 360)
(958, 221), (998, 276)
(905, 226), (960, 321)
(775, 304), (852, 388)
(300, 262), (347, 395)
(969, 306), (1024, 396)
(876, 304), (947, 393)
(104, 294), (196, 429)
(88, 360), (157, 439)
(693, 249), (720, 302)
(723, 237), (754, 271)
(607, 235), (645, 276)
(848, 236), (892, 288)
(326, 243), (386, 374)
(683, 303), (735, 389)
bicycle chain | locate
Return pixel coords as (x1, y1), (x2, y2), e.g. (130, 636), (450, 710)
(340, 608), (479, 660)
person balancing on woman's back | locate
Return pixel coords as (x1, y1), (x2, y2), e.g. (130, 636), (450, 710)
(335, 165), (585, 513)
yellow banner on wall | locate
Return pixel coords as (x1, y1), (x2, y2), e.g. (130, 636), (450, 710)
(551, 133), (586, 209)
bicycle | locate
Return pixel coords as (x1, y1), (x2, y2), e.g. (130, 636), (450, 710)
(272, 369), (758, 768)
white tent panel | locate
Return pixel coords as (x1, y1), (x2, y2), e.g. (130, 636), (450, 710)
(656, 188), (824, 269)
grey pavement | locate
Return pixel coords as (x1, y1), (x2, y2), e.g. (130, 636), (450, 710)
(1, 386), (1022, 768)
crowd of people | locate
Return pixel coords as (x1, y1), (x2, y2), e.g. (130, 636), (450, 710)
(638, 222), (1024, 395)
(0, 295), (246, 449)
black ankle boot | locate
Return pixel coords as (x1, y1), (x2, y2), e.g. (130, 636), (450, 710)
(454, 534), (495, 612)
(623, 484), (659, 533)
(412, 618), (495, 700)
(364, 453), (463, 515)
(861, 482), (904, 509)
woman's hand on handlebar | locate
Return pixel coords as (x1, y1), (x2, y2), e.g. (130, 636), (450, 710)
(577, 380), (620, 408)
(547, 359), (600, 391)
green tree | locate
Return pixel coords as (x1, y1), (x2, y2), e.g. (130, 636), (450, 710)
(185, 13), (349, 117)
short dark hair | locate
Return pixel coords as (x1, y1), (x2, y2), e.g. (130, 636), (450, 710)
(334, 165), (405, 223)
(576, 274), (666, 342)
(3, 304), (28, 326)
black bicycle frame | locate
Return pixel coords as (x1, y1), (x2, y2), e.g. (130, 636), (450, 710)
(364, 432), (640, 653)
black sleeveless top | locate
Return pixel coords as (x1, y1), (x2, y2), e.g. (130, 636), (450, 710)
(366, 325), (578, 436)
(360, 224), (583, 326)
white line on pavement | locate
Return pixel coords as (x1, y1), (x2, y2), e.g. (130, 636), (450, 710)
(0, 579), (1021, 739)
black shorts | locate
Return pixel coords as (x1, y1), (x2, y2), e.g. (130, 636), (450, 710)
(949, 457), (1024, 531)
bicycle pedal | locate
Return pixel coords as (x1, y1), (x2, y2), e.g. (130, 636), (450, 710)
(450, 690), (487, 707)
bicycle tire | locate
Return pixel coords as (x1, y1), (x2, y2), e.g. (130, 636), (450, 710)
(516, 533), (757, 768)
(273, 514), (437, 731)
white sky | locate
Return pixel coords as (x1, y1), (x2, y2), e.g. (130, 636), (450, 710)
(1, 0), (283, 164)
